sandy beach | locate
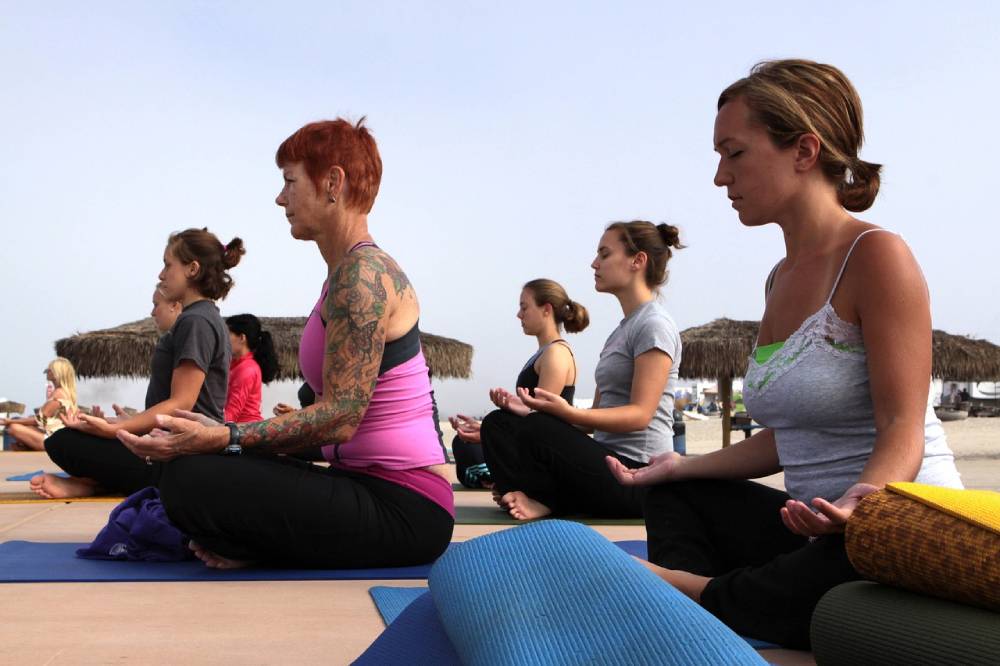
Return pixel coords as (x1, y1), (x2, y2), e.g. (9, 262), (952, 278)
(441, 415), (1000, 491)
(678, 415), (1000, 458)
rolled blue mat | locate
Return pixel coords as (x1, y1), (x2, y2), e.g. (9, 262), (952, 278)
(367, 585), (777, 651)
(368, 542), (647, 626)
(427, 520), (767, 665)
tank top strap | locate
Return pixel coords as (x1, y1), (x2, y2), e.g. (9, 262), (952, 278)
(825, 228), (891, 304)
(764, 259), (785, 301)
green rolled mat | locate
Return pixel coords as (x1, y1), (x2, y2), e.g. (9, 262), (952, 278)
(811, 581), (1000, 665)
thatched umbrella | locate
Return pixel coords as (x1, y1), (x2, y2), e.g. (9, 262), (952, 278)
(930, 330), (1000, 382)
(55, 318), (473, 381)
(679, 318), (759, 447)
(678, 318), (1000, 447)
(0, 401), (26, 415)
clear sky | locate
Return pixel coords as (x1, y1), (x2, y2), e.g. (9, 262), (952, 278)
(2, 2), (998, 416)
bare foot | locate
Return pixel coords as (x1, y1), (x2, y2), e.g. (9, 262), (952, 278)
(29, 473), (99, 499)
(636, 557), (709, 602)
(189, 541), (254, 569)
(492, 488), (504, 508)
(501, 491), (552, 521)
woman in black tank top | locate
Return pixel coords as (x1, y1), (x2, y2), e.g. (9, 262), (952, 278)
(450, 279), (589, 488)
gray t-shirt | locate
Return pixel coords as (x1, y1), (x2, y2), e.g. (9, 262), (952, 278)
(145, 299), (230, 423)
(593, 300), (681, 463)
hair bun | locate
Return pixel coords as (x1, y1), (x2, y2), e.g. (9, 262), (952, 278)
(222, 237), (246, 269)
(656, 223), (684, 250)
(838, 159), (882, 212)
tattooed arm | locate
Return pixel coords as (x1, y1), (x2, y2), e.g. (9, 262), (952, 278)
(237, 248), (406, 452)
(117, 248), (414, 461)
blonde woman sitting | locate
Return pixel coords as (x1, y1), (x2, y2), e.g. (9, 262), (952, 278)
(1, 358), (78, 451)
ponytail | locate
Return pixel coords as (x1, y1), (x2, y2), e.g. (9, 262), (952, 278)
(838, 158), (882, 212)
(561, 299), (590, 334)
(523, 278), (590, 334)
(225, 314), (280, 383)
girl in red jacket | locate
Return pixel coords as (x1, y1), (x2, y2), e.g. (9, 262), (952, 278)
(224, 314), (279, 423)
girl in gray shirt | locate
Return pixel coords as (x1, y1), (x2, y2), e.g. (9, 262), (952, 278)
(32, 228), (242, 500)
(485, 220), (684, 521)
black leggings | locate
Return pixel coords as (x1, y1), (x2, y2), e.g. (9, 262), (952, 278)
(644, 479), (862, 649)
(46, 428), (162, 493)
(45, 429), (454, 568)
(452, 435), (491, 488)
(481, 410), (646, 517)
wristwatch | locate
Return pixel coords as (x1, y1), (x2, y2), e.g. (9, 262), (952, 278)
(223, 422), (242, 455)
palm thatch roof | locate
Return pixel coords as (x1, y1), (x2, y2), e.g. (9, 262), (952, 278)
(931, 329), (1000, 382)
(0, 401), (26, 414)
(677, 317), (1000, 381)
(55, 318), (473, 381)
(678, 318), (759, 380)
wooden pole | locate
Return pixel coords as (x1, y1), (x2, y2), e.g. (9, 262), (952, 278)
(720, 376), (732, 447)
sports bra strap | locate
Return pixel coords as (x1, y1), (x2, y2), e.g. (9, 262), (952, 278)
(825, 228), (890, 304)
(551, 339), (573, 356)
(537, 339), (577, 385)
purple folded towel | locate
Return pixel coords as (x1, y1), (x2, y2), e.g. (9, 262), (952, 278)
(77, 487), (194, 562)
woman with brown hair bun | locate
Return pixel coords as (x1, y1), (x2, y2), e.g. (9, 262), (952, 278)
(450, 278), (587, 489)
(32, 228), (243, 499)
(609, 59), (962, 649)
(484, 220), (684, 521)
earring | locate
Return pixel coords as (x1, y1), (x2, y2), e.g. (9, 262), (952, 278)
(328, 194), (337, 204)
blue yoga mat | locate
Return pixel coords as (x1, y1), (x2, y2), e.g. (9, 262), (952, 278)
(6, 470), (69, 481)
(357, 591), (461, 664)
(358, 521), (774, 664)
(0, 539), (644, 584)
(0, 541), (446, 583)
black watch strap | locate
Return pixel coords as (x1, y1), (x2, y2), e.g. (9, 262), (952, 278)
(223, 422), (242, 455)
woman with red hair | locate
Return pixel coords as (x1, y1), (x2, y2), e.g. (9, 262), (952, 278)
(120, 118), (454, 570)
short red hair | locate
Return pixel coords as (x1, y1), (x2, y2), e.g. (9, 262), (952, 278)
(275, 118), (383, 213)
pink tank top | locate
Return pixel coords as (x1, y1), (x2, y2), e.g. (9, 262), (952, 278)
(299, 278), (453, 517)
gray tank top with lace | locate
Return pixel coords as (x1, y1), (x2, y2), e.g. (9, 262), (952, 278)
(743, 229), (963, 502)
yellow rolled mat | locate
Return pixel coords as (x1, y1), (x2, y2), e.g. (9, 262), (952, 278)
(0, 492), (124, 504)
(845, 482), (1000, 611)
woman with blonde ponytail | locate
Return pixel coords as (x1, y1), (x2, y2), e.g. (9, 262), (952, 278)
(450, 279), (588, 489)
(610, 59), (962, 649)
(33, 228), (243, 499)
(1, 358), (78, 450)
(484, 221), (685, 520)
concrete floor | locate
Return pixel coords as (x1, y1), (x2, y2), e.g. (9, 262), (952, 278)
(18, 449), (996, 664)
